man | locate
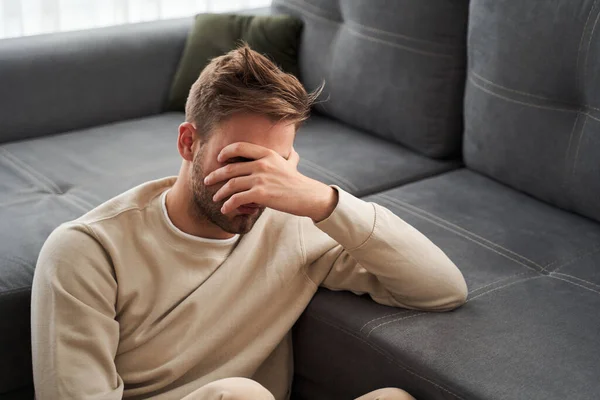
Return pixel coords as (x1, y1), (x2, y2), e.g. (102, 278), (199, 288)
(31, 45), (467, 400)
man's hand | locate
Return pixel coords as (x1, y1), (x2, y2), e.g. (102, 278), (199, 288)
(203, 142), (338, 222)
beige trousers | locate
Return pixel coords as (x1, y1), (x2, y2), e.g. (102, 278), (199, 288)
(181, 377), (416, 400)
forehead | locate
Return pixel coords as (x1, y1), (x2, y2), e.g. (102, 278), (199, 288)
(210, 113), (295, 158)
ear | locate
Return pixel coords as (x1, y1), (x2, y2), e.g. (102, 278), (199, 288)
(177, 122), (198, 162)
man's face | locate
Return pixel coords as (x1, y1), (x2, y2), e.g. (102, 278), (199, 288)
(190, 113), (296, 234)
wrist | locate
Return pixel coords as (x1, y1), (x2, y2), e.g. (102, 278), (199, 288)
(309, 183), (338, 222)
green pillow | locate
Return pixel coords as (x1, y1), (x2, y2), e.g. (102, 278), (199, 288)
(167, 13), (303, 111)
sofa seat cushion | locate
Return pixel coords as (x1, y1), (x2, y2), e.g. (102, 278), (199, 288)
(292, 169), (600, 400)
(295, 115), (460, 196)
(0, 113), (185, 207)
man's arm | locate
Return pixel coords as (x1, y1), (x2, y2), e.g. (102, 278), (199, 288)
(203, 142), (467, 310)
(302, 187), (468, 311)
(31, 223), (123, 399)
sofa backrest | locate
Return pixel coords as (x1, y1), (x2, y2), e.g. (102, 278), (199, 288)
(272, 0), (470, 158)
(464, 0), (600, 223)
(0, 18), (191, 144)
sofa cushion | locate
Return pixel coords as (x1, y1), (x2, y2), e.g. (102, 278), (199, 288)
(272, 0), (469, 158)
(0, 18), (191, 145)
(464, 0), (600, 222)
(293, 169), (600, 399)
(295, 115), (460, 196)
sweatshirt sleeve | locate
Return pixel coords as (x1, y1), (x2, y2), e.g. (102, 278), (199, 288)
(302, 187), (468, 311)
(31, 223), (124, 400)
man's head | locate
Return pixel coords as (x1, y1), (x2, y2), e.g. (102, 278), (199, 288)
(176, 44), (320, 234)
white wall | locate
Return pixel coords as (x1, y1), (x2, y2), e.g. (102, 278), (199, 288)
(0, 0), (272, 39)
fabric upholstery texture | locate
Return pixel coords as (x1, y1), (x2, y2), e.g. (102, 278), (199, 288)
(167, 13), (303, 111)
(293, 169), (600, 399)
(0, 18), (191, 144)
(464, 0), (600, 222)
(295, 115), (460, 196)
(272, 0), (469, 158)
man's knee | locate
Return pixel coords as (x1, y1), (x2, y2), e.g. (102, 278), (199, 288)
(184, 377), (275, 400)
(356, 387), (416, 400)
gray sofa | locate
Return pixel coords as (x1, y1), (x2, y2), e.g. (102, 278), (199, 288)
(1, 0), (599, 399)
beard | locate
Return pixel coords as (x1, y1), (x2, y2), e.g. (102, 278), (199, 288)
(190, 149), (265, 235)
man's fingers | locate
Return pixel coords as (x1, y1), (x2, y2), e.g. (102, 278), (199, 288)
(212, 175), (255, 203)
(218, 142), (272, 163)
(221, 188), (262, 214)
(289, 147), (300, 168)
(204, 162), (254, 185)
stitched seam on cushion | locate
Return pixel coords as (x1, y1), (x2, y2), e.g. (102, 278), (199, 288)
(274, 0), (340, 27)
(367, 277), (542, 339)
(379, 194), (544, 272)
(379, 201), (539, 272)
(0, 148), (58, 194)
(64, 192), (95, 210)
(570, 115), (588, 185)
(577, 0), (599, 91)
(301, 159), (358, 191)
(543, 243), (599, 269)
(0, 147), (62, 194)
(467, 272), (532, 295)
(0, 192), (48, 208)
(274, 0), (452, 58)
(366, 312), (428, 337)
(1, 254), (32, 267)
(306, 313), (465, 400)
(472, 78), (600, 123)
(471, 71), (583, 106)
(469, 77), (579, 113)
(359, 310), (414, 332)
(550, 275), (600, 296)
(362, 272), (533, 332)
(290, 0), (459, 49)
(346, 26), (453, 58)
(278, 0), (341, 21)
(472, 72), (600, 113)
(466, 276), (543, 303)
(562, 113), (582, 194)
(58, 193), (91, 214)
(552, 273), (600, 289)
(345, 19), (460, 49)
(547, 244), (600, 273)
(584, 6), (600, 85)
(0, 286), (32, 297)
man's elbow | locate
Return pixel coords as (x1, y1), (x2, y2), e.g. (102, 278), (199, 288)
(432, 280), (468, 312)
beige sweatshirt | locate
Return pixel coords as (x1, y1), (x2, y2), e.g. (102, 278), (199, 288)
(31, 177), (467, 400)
